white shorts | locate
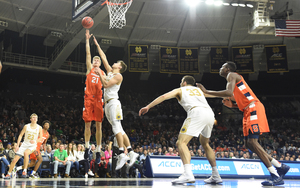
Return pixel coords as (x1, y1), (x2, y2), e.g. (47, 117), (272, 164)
(105, 99), (125, 135)
(180, 107), (214, 138)
(16, 142), (36, 156)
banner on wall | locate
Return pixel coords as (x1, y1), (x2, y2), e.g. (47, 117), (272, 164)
(210, 47), (229, 73)
(179, 48), (199, 74)
(265, 45), (288, 73)
(160, 46), (179, 74)
(232, 46), (254, 73)
(128, 45), (149, 72)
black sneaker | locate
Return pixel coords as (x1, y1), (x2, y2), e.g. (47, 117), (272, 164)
(276, 163), (290, 178)
(261, 173), (284, 186)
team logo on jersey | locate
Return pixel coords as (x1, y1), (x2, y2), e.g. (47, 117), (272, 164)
(181, 118), (191, 134)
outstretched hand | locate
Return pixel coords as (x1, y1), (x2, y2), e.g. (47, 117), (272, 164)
(85, 29), (93, 40)
(196, 83), (207, 94)
(139, 107), (149, 116)
(93, 36), (99, 46)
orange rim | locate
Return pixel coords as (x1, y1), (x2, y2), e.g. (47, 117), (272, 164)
(101, 0), (132, 6)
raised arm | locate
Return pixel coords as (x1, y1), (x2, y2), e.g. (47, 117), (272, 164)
(0, 61), (2, 73)
(95, 68), (122, 88)
(93, 36), (112, 72)
(139, 88), (181, 116)
(86, 30), (93, 75)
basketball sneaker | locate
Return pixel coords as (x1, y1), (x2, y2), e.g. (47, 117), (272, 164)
(172, 173), (195, 184)
(276, 163), (290, 178)
(128, 151), (139, 167)
(204, 175), (223, 184)
(29, 173), (40, 179)
(115, 153), (130, 170)
(21, 171), (27, 178)
(261, 173), (284, 186)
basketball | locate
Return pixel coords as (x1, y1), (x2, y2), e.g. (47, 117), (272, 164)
(82, 16), (94, 29)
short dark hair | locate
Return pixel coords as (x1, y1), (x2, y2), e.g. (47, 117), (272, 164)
(226, 61), (237, 72)
(182, 75), (195, 85)
(42, 120), (51, 126)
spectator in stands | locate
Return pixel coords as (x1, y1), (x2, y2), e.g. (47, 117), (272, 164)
(45, 144), (53, 157)
(53, 143), (71, 178)
(0, 142), (10, 178)
(154, 147), (163, 155)
(67, 143), (79, 173)
(1, 133), (9, 149)
(76, 144), (94, 178)
(5, 143), (11, 153)
(104, 142), (112, 177)
(165, 147), (177, 156)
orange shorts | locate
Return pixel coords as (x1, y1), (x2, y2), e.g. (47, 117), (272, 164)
(29, 150), (40, 161)
(82, 95), (104, 122)
(243, 101), (270, 137)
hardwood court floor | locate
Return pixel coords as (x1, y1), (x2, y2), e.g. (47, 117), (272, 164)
(1, 177), (299, 188)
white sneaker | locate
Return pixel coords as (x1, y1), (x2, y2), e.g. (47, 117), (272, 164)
(172, 173), (195, 184)
(88, 171), (94, 176)
(116, 153), (130, 170)
(204, 175), (223, 184)
(85, 174), (88, 179)
(128, 151), (139, 167)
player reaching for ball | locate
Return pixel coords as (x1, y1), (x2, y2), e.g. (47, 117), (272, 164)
(197, 61), (290, 186)
(82, 29), (105, 161)
(92, 36), (139, 170)
(139, 75), (223, 184)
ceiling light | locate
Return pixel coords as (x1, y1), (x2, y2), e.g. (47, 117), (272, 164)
(239, 3), (245, 7)
(185, 0), (201, 6)
(231, 3), (238, 6)
(214, 1), (223, 6)
(223, 3), (230, 6)
(205, 0), (214, 5)
(246, 4), (254, 8)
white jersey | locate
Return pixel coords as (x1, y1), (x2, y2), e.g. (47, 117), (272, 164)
(104, 72), (121, 102)
(179, 86), (211, 112)
(23, 123), (40, 144)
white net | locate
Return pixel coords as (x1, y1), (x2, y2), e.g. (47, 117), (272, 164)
(106, 0), (132, 29)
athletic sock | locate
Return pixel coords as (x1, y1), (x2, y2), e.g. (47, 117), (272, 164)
(212, 166), (219, 176)
(271, 158), (281, 168)
(32, 171), (36, 175)
(85, 142), (90, 149)
(96, 145), (101, 152)
(184, 164), (192, 175)
(127, 146), (132, 153)
(268, 166), (280, 177)
(119, 147), (124, 154)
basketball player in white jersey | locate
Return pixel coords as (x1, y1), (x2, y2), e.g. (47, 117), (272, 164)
(5, 113), (43, 179)
(139, 76), (223, 184)
(93, 37), (139, 170)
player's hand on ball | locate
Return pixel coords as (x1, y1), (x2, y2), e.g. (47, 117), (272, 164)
(139, 107), (149, 116)
(196, 83), (207, 93)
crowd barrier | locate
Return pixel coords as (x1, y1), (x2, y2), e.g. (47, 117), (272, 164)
(145, 155), (300, 179)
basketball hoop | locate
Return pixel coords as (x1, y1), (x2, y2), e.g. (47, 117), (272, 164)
(102, 0), (133, 29)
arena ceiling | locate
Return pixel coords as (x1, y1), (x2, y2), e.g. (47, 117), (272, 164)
(0, 0), (299, 72)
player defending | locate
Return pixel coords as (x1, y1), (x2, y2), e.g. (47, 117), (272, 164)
(197, 61), (290, 186)
(83, 29), (105, 157)
(139, 76), (223, 184)
(5, 113), (43, 179)
(93, 37), (139, 170)
(15, 120), (50, 179)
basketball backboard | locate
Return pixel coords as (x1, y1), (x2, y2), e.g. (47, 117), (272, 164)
(72, 0), (106, 22)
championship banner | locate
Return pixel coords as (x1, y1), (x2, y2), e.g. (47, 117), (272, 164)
(210, 47), (229, 73)
(128, 45), (149, 72)
(179, 48), (199, 74)
(160, 46), (179, 74)
(232, 46), (254, 73)
(265, 45), (288, 73)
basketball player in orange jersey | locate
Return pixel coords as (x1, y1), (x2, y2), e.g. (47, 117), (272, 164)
(15, 120), (50, 179)
(197, 61), (290, 186)
(92, 37), (139, 170)
(83, 29), (105, 157)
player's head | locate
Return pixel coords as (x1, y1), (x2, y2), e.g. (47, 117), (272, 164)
(92, 56), (101, 67)
(30, 113), (38, 123)
(180, 75), (195, 87)
(220, 61), (236, 77)
(42, 120), (51, 130)
(113, 60), (127, 73)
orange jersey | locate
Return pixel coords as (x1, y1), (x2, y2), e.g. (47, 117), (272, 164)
(85, 68), (104, 96)
(233, 74), (259, 111)
(36, 130), (49, 151)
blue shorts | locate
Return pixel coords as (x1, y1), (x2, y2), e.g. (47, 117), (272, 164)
(244, 129), (260, 140)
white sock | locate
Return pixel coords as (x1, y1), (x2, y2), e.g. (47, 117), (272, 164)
(85, 142), (89, 148)
(119, 147), (124, 151)
(96, 145), (101, 152)
(32, 171), (36, 175)
(268, 166), (279, 177)
(184, 164), (192, 175)
(271, 159), (281, 168)
(8, 172), (11, 175)
(16, 166), (23, 171)
(212, 166), (219, 176)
